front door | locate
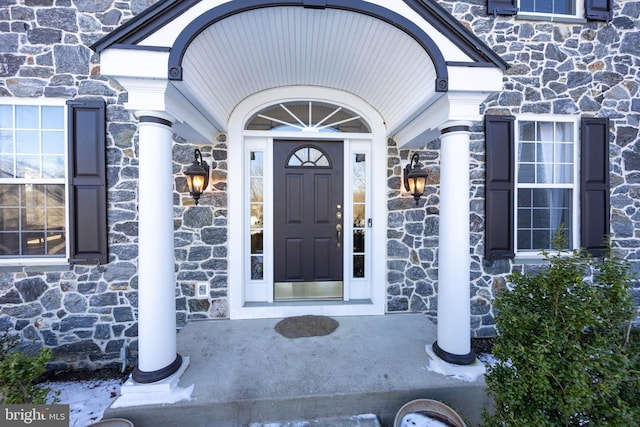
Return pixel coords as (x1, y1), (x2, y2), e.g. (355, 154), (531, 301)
(273, 140), (344, 300)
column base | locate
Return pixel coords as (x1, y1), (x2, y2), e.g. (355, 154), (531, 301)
(432, 341), (476, 366)
(112, 355), (193, 409)
(132, 354), (183, 383)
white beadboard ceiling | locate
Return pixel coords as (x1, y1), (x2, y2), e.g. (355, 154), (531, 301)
(176, 6), (437, 133)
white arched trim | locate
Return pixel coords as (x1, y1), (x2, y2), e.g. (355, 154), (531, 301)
(228, 87), (387, 319)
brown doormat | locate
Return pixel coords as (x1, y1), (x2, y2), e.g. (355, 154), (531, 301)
(275, 315), (339, 338)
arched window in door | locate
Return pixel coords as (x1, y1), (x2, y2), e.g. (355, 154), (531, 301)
(286, 146), (331, 167)
(246, 101), (370, 133)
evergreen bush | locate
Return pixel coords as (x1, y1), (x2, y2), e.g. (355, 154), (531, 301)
(0, 329), (53, 404)
(483, 240), (640, 426)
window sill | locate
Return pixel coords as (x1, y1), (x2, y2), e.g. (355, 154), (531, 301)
(516, 13), (587, 24)
(514, 255), (549, 265)
(0, 260), (71, 273)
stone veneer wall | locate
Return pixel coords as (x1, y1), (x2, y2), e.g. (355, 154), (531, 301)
(0, 0), (639, 370)
(386, 1), (640, 336)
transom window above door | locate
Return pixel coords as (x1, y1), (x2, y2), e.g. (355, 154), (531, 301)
(246, 101), (370, 133)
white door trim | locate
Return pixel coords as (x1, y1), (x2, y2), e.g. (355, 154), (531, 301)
(228, 87), (387, 319)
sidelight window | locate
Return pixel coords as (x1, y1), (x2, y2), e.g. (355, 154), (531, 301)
(352, 153), (367, 278)
(249, 151), (264, 280)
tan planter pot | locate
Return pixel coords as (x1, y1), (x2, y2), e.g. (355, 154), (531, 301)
(394, 399), (467, 427)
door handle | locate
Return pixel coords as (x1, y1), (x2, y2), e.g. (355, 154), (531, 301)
(336, 223), (342, 247)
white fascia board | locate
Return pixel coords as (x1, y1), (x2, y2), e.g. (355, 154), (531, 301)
(371, 0), (473, 62)
(447, 66), (504, 92)
(392, 91), (494, 147)
(100, 48), (169, 79)
(138, 0), (230, 48)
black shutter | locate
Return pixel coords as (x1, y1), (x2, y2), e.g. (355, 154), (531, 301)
(580, 117), (610, 256)
(67, 99), (108, 266)
(485, 115), (516, 261)
(585, 0), (612, 21)
(487, 0), (518, 16)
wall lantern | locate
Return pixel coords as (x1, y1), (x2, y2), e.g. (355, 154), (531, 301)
(184, 148), (210, 205)
(403, 153), (428, 205)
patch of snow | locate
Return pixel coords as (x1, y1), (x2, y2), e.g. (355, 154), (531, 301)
(400, 412), (450, 427)
(46, 379), (121, 427)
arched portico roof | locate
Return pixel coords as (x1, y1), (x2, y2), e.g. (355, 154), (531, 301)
(93, 0), (506, 146)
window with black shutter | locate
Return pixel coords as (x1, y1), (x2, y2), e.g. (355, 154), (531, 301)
(67, 99), (108, 266)
(487, 0), (612, 20)
(484, 114), (610, 260)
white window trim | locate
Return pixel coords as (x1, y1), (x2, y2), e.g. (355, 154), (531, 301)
(513, 114), (580, 261)
(0, 98), (69, 266)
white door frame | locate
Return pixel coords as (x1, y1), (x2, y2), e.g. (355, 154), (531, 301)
(228, 87), (387, 319)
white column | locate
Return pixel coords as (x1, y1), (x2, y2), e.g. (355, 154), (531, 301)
(433, 121), (475, 365)
(132, 113), (182, 382)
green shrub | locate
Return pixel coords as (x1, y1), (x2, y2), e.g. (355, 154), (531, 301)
(0, 329), (53, 404)
(483, 242), (640, 426)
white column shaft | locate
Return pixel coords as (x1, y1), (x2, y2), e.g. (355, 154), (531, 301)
(437, 125), (472, 357)
(137, 118), (177, 373)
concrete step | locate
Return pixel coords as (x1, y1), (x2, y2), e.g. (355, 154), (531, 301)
(105, 314), (489, 426)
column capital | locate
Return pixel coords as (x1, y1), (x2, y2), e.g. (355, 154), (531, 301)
(439, 120), (472, 135)
(135, 110), (176, 126)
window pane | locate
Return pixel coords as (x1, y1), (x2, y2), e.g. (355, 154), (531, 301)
(0, 130), (13, 153)
(519, 121), (535, 141)
(46, 184), (65, 206)
(42, 131), (64, 154)
(22, 232), (46, 256)
(353, 179), (365, 202)
(22, 207), (44, 230)
(251, 256), (263, 280)
(16, 130), (39, 153)
(22, 184), (45, 206)
(0, 233), (19, 255)
(251, 230), (263, 253)
(42, 155), (64, 178)
(353, 255), (365, 278)
(250, 178), (263, 202)
(353, 204), (365, 227)
(250, 151), (263, 176)
(42, 106), (63, 129)
(0, 105), (13, 128)
(0, 185), (19, 205)
(555, 142), (573, 162)
(47, 232), (66, 255)
(16, 155), (40, 178)
(518, 164), (535, 183)
(517, 208), (531, 228)
(555, 122), (573, 142)
(555, 164), (573, 184)
(250, 204), (263, 227)
(519, 142), (535, 162)
(353, 154), (366, 178)
(537, 122), (554, 141)
(16, 106), (38, 128)
(47, 207), (65, 230)
(353, 230), (365, 253)
(0, 208), (19, 230)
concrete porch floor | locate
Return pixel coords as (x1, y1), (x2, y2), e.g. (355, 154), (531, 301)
(105, 313), (490, 426)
